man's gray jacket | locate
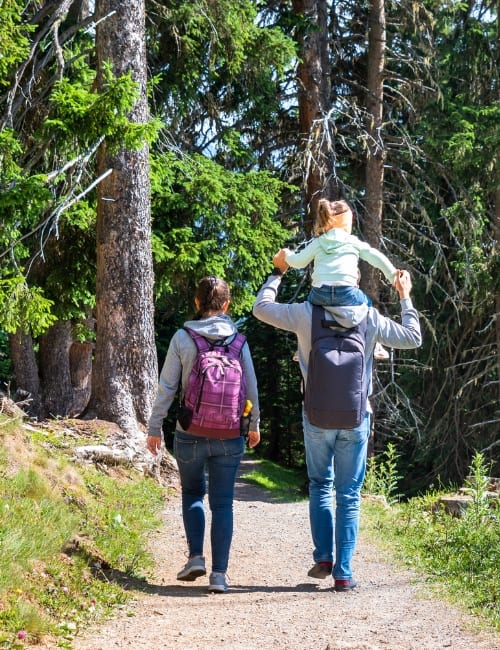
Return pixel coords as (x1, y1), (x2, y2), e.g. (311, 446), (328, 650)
(252, 274), (422, 404)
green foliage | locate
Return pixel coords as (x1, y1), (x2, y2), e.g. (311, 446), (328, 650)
(0, 0), (35, 87)
(0, 40), (161, 337)
(45, 64), (161, 153)
(364, 452), (499, 630)
(363, 443), (402, 505)
(0, 278), (57, 336)
(148, 0), (296, 169)
(150, 150), (293, 318)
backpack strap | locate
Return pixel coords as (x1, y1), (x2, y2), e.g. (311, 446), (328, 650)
(227, 332), (246, 355)
(183, 327), (246, 355)
(183, 327), (213, 353)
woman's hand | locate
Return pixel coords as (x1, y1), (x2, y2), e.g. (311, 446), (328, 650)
(247, 430), (260, 449)
(146, 435), (162, 456)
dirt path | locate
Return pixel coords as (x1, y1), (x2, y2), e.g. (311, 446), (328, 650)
(71, 457), (498, 650)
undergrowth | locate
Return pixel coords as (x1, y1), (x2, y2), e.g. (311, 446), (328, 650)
(362, 449), (499, 631)
(0, 416), (166, 649)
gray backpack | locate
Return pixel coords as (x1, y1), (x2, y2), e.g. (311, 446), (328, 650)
(304, 305), (368, 429)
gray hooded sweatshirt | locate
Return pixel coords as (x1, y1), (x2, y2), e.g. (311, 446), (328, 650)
(252, 275), (421, 406)
(148, 314), (260, 438)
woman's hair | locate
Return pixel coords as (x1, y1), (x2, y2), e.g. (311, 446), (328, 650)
(194, 275), (231, 318)
(314, 199), (353, 236)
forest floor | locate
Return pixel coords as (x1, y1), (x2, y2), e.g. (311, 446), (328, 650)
(43, 456), (500, 650)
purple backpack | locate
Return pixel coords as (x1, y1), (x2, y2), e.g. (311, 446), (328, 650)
(178, 327), (247, 437)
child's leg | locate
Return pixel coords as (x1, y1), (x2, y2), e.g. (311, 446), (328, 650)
(309, 285), (369, 307)
(308, 286), (337, 306)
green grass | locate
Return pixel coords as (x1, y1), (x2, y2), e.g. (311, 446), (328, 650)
(0, 417), (166, 648)
(362, 451), (499, 632)
(241, 455), (307, 501)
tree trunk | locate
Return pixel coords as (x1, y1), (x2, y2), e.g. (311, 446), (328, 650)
(8, 331), (41, 417)
(89, 0), (157, 432)
(360, 0), (386, 309)
(39, 321), (76, 418)
(37, 313), (93, 419)
(495, 165), (500, 405)
(292, 0), (331, 234)
(67, 0), (91, 23)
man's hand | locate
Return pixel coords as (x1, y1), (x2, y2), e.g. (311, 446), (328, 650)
(394, 270), (412, 299)
(272, 249), (290, 273)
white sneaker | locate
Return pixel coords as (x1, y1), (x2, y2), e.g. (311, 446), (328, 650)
(208, 571), (228, 593)
(177, 555), (206, 581)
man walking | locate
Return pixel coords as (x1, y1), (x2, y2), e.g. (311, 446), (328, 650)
(252, 253), (422, 591)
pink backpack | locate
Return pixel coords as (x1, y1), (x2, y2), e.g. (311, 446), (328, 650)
(178, 328), (247, 437)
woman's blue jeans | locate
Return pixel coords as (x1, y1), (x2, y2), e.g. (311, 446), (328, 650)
(174, 430), (244, 573)
(303, 411), (370, 580)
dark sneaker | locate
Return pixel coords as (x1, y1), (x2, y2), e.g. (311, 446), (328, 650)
(307, 562), (333, 579)
(208, 571), (228, 593)
(334, 577), (357, 592)
(177, 555), (206, 581)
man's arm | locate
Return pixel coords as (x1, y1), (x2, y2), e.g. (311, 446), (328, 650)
(375, 270), (422, 350)
(252, 254), (306, 333)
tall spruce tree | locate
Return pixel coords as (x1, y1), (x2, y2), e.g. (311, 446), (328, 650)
(87, 0), (157, 432)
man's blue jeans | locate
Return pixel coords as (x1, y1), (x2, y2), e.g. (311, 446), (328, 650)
(303, 411), (370, 580)
(174, 431), (244, 573)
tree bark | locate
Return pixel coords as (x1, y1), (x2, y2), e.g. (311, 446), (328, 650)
(495, 163), (500, 405)
(89, 0), (157, 432)
(8, 331), (41, 417)
(39, 321), (76, 418)
(292, 0), (331, 234)
(361, 0), (386, 309)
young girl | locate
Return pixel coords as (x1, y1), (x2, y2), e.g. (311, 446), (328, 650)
(277, 199), (397, 359)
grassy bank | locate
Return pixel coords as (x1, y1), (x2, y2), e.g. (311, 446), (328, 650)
(0, 416), (166, 649)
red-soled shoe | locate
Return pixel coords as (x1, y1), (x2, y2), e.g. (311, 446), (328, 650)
(334, 577), (357, 592)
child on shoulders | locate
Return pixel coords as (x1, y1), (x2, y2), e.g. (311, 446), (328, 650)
(277, 198), (398, 360)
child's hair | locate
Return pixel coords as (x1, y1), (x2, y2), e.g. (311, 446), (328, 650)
(314, 199), (353, 236)
(195, 275), (231, 318)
